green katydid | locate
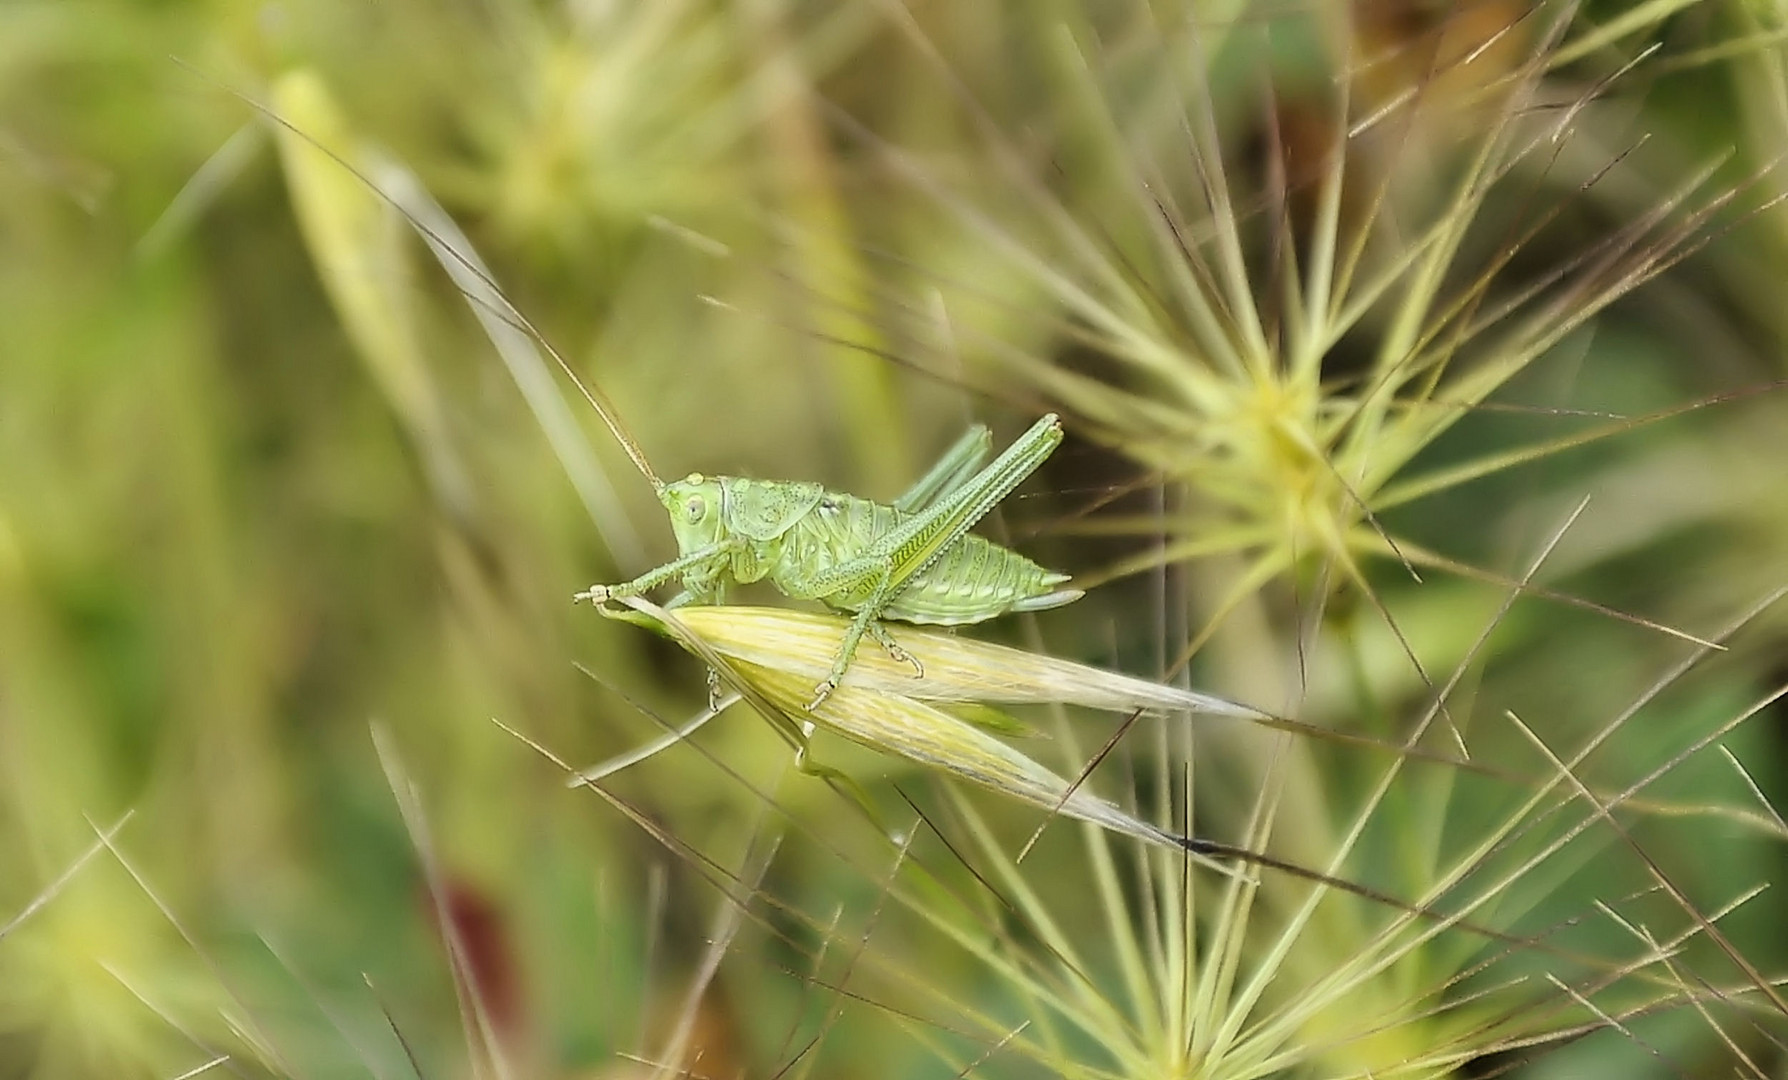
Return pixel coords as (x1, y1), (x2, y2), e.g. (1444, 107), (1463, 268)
(575, 415), (1083, 709)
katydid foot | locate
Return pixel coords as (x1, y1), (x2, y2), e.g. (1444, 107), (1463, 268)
(573, 584), (615, 606)
(869, 622), (924, 679)
(805, 678), (837, 712)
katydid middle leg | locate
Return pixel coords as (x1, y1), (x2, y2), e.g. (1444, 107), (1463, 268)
(794, 557), (896, 709)
(795, 414), (1064, 708)
(868, 621), (921, 678)
(855, 422), (990, 683)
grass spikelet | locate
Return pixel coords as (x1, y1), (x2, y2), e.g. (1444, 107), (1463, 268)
(605, 597), (1201, 855)
(270, 69), (473, 515)
(615, 602), (1271, 718)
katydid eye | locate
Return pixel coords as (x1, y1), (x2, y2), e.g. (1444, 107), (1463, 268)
(684, 496), (706, 522)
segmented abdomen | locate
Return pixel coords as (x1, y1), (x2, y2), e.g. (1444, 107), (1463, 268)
(883, 529), (1075, 624)
(765, 491), (1076, 625)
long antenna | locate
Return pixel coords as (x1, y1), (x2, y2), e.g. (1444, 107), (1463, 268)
(179, 59), (664, 494)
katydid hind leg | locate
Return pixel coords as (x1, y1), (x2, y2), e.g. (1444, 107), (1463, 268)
(867, 413), (1063, 588)
(894, 424), (991, 513)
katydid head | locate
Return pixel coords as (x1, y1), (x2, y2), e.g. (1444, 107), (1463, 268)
(661, 473), (726, 554)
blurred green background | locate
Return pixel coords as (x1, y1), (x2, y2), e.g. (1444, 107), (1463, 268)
(3, 1), (1788, 1077)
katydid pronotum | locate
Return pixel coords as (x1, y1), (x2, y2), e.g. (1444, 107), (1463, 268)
(575, 414), (1082, 709)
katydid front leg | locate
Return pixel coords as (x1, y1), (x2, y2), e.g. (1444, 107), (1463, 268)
(797, 414), (1064, 709)
(684, 578), (730, 710)
(580, 548), (736, 707)
(574, 540), (736, 608)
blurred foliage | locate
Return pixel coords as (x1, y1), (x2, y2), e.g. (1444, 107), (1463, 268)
(2, 1), (1788, 1078)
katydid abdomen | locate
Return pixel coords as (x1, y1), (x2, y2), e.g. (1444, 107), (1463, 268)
(759, 488), (1082, 625)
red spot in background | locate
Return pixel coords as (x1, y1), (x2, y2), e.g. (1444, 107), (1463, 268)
(427, 876), (526, 1045)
